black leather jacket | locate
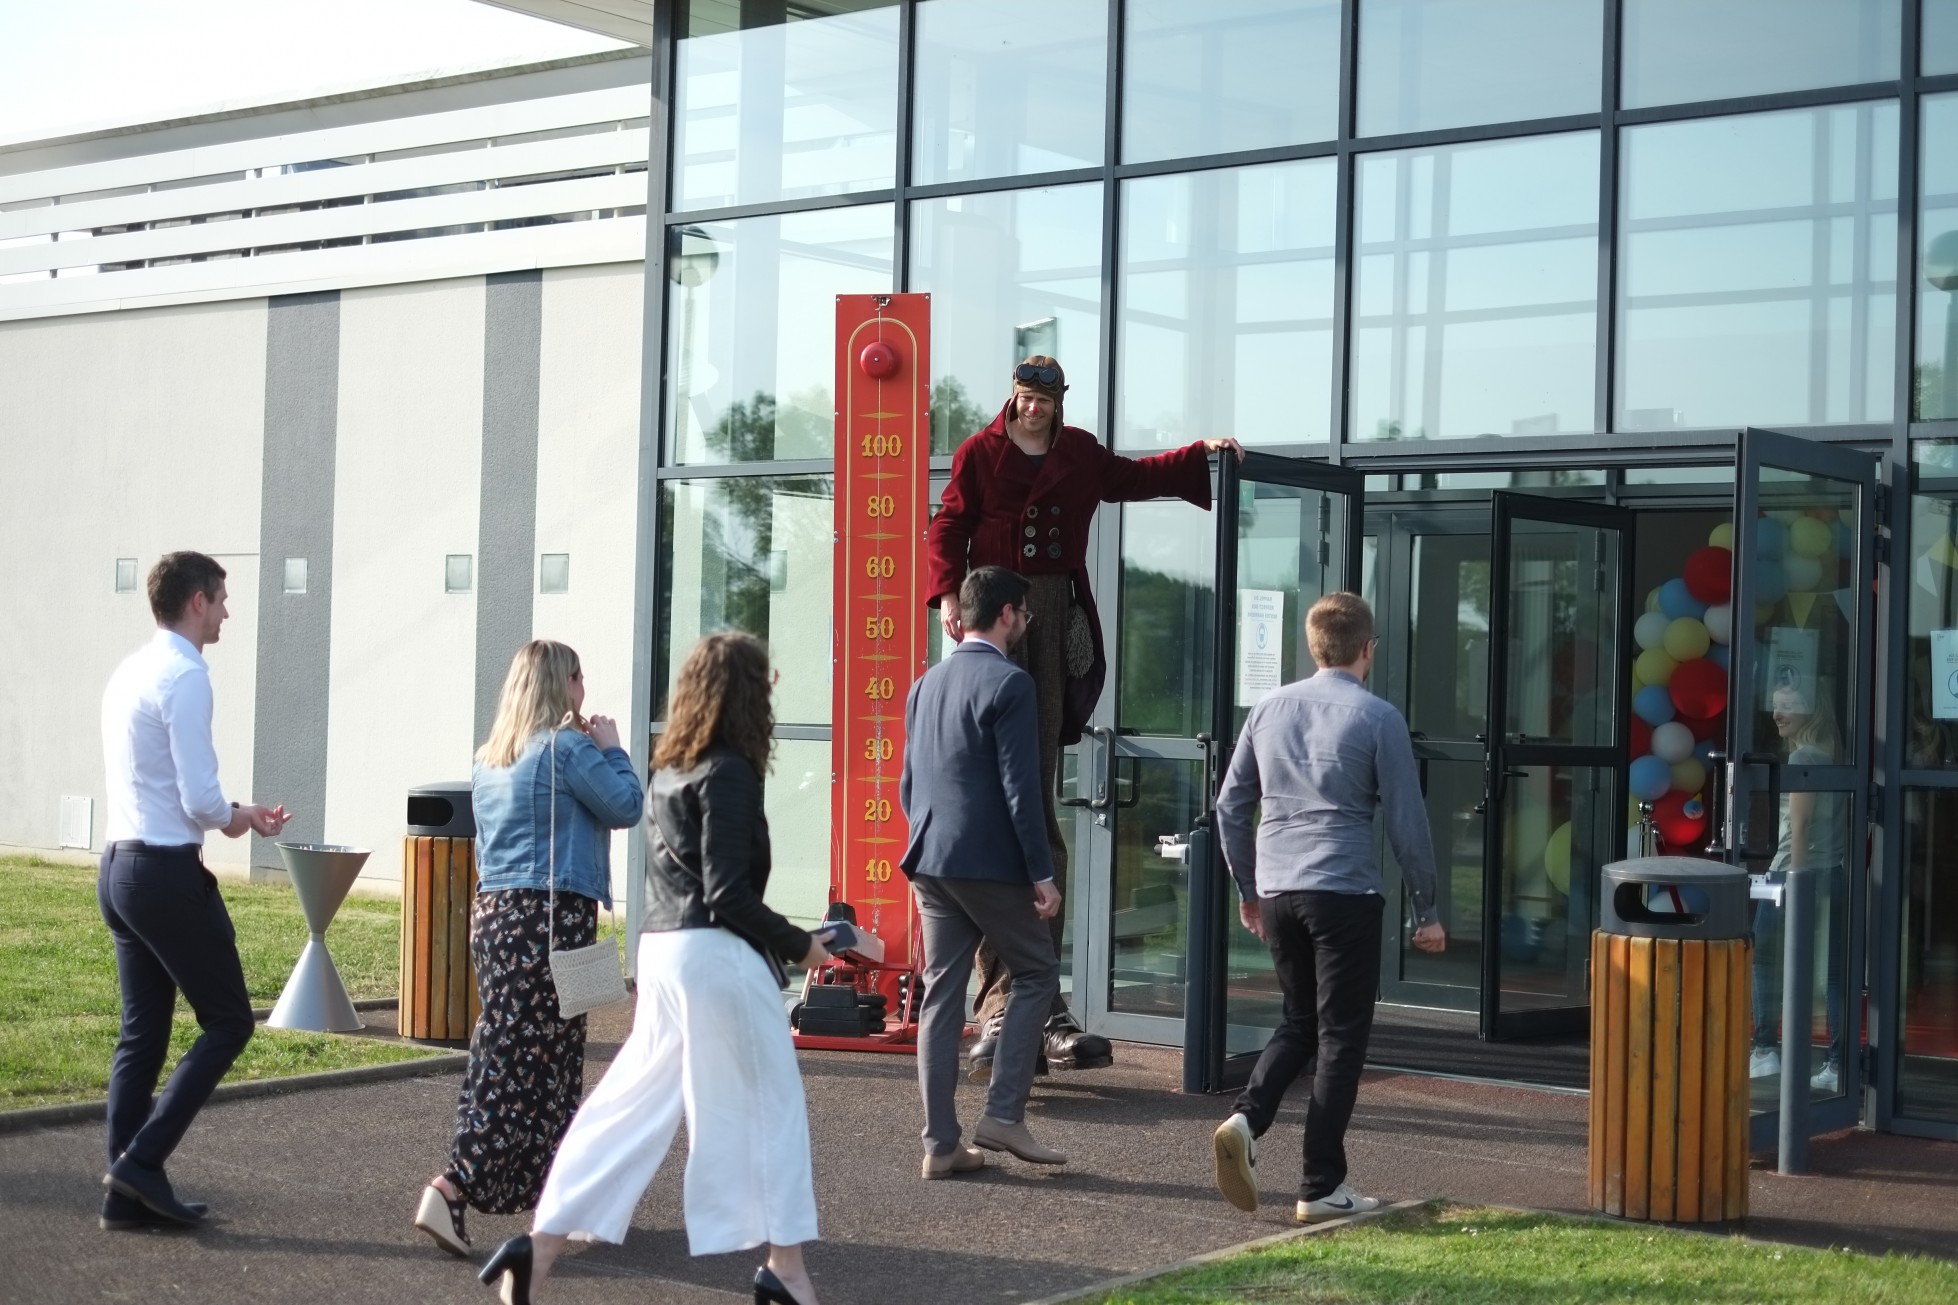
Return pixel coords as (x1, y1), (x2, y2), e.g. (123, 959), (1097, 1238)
(643, 743), (812, 965)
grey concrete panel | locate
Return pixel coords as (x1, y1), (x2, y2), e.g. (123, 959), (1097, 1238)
(475, 269), (543, 743)
(253, 291), (340, 867)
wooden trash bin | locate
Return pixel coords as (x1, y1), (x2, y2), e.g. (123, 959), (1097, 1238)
(401, 783), (480, 1042)
(1589, 856), (1751, 1223)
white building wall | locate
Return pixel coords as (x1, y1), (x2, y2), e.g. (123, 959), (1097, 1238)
(534, 262), (644, 897)
(324, 279), (486, 881)
(0, 300), (266, 864)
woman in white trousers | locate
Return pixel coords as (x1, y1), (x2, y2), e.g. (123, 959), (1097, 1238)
(481, 633), (831, 1305)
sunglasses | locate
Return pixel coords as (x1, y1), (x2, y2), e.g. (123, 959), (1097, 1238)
(1014, 362), (1063, 387)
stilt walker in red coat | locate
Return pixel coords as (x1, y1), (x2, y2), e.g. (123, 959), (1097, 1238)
(924, 356), (1243, 1077)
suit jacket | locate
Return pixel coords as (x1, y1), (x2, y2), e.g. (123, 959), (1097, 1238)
(923, 399), (1212, 745)
(898, 641), (1055, 884)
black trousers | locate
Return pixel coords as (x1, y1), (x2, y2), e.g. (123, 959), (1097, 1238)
(1232, 890), (1384, 1201)
(97, 843), (255, 1171)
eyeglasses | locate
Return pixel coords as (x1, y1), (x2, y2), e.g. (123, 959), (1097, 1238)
(1014, 362), (1062, 387)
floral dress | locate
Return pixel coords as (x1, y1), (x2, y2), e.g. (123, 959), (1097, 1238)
(446, 887), (597, 1213)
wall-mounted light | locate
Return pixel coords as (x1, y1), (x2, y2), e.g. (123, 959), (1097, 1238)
(114, 558), (137, 593)
(540, 553), (570, 594)
(446, 554), (473, 594)
(284, 558), (308, 594)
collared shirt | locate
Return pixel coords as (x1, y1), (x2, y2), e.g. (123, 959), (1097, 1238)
(959, 633), (1009, 656)
(100, 630), (231, 846)
(1214, 667), (1440, 927)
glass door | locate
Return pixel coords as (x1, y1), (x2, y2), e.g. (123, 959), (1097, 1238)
(1480, 493), (1634, 1039)
(1185, 451), (1364, 1092)
(1725, 428), (1877, 1146)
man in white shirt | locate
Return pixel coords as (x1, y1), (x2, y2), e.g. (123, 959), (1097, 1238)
(97, 551), (289, 1230)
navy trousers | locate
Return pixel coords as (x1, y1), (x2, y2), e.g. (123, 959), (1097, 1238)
(1231, 890), (1385, 1201)
(97, 843), (254, 1171)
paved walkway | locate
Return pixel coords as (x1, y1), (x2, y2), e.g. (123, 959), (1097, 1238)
(2, 1007), (1954, 1304)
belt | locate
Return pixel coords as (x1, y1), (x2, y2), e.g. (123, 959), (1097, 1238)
(105, 840), (202, 854)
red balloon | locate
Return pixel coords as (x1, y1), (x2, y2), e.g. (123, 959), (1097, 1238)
(1687, 711), (1726, 743)
(1670, 659), (1728, 720)
(1683, 546), (1733, 604)
(1630, 717), (1652, 759)
(1654, 790), (1709, 848)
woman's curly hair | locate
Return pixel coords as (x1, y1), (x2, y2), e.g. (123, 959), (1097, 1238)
(654, 631), (774, 776)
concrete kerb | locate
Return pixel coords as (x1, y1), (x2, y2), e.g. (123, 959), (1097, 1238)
(1023, 1199), (1428, 1305)
(0, 1050), (468, 1136)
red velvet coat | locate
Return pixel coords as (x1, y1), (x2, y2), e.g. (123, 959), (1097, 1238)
(924, 401), (1213, 744)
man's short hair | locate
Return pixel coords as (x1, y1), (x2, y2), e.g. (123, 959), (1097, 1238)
(1306, 592), (1374, 668)
(148, 552), (227, 624)
(960, 566), (1031, 634)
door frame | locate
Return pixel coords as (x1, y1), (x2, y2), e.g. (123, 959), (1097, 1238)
(1726, 427), (1879, 1147)
(1479, 491), (1636, 1040)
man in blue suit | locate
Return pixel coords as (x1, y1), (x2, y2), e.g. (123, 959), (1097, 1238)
(901, 565), (1067, 1179)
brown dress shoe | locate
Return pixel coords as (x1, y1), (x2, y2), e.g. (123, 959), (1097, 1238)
(922, 1145), (987, 1179)
(972, 1114), (1067, 1165)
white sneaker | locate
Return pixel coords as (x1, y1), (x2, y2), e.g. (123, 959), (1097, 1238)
(1212, 1113), (1259, 1212)
(1810, 1062), (1840, 1094)
(1749, 1047), (1781, 1079)
(1297, 1182), (1380, 1224)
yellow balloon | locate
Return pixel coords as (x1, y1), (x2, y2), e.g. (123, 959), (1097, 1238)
(1709, 522), (1735, 550)
(1756, 601), (1776, 624)
(1789, 516), (1832, 558)
(1630, 668), (1647, 695)
(1671, 758), (1707, 793)
(1635, 647), (1678, 686)
(1647, 587), (1663, 614)
(1543, 822), (1573, 896)
(1663, 617), (1710, 662)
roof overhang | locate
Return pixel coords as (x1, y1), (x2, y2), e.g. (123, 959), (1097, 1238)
(471, 1), (652, 47)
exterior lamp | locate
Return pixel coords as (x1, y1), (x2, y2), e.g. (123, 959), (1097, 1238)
(669, 225), (721, 402)
(1929, 229), (1958, 420)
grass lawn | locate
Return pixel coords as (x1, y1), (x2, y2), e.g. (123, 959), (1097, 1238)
(1, 855), (437, 1109)
(1079, 1204), (1958, 1305)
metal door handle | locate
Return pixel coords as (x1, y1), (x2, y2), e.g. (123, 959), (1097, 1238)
(1735, 750), (1783, 862)
(1087, 725), (1116, 811)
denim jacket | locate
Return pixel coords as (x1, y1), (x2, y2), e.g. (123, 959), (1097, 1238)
(472, 729), (645, 908)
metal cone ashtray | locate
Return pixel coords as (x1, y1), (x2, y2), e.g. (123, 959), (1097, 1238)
(267, 843), (371, 1032)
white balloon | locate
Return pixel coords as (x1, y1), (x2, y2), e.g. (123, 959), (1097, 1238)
(1784, 553), (1824, 592)
(1703, 603), (1733, 644)
(1634, 611), (1672, 651)
(1652, 721), (1696, 763)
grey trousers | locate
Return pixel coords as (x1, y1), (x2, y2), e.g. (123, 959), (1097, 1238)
(913, 875), (1059, 1156)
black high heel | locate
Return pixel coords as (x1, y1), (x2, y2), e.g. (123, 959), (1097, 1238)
(754, 1265), (810, 1305)
(479, 1234), (533, 1305)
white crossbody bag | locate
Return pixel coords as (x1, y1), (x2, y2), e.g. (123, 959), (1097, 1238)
(544, 718), (629, 1019)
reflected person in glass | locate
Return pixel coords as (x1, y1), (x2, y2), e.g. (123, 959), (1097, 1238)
(926, 355), (1243, 1077)
(1748, 680), (1848, 1095)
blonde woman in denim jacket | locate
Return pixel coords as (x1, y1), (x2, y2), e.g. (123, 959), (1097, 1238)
(413, 640), (643, 1257)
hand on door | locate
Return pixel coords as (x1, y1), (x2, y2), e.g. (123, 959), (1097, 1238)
(1411, 921), (1447, 954)
(1238, 900), (1266, 942)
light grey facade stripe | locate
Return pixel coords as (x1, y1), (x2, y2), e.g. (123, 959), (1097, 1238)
(475, 269), (543, 745)
(252, 290), (340, 868)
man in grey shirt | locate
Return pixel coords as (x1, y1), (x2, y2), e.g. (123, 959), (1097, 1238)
(1208, 592), (1446, 1225)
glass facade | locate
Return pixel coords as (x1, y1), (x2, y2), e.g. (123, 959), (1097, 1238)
(1617, 102), (1898, 431)
(651, 0), (1958, 1131)
(1352, 132), (1599, 441)
(1357, 0), (1602, 136)
(1123, 1), (1339, 162)
(1620, 0), (1900, 110)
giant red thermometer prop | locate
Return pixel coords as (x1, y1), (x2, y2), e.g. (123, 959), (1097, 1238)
(791, 293), (930, 1053)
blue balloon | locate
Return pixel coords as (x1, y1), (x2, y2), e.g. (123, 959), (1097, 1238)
(1694, 738), (1719, 768)
(1706, 642), (1731, 671)
(1755, 517), (1788, 559)
(1631, 754), (1675, 802)
(1634, 684), (1677, 726)
(1832, 519), (1853, 558)
(1659, 577), (1709, 620)
(1753, 556), (1787, 604)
